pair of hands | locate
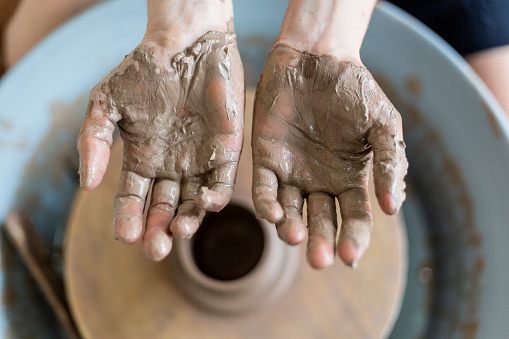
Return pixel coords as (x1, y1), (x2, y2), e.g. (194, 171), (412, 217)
(77, 31), (407, 269)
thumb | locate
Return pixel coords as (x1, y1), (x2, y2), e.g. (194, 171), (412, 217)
(77, 90), (118, 190)
(368, 106), (408, 215)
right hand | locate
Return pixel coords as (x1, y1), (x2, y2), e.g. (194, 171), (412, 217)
(77, 1), (244, 261)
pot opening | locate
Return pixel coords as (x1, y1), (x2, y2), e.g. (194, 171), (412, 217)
(190, 204), (265, 281)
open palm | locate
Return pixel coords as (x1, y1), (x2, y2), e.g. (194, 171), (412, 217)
(252, 44), (407, 268)
(78, 32), (244, 261)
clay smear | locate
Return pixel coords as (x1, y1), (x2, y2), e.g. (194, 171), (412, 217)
(97, 32), (243, 180)
(252, 44), (408, 265)
(78, 31), (245, 256)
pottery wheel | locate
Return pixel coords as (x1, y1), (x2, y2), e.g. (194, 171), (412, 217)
(64, 90), (407, 339)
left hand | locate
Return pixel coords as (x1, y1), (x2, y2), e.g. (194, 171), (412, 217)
(252, 43), (408, 269)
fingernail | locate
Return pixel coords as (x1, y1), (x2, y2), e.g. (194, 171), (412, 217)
(78, 160), (85, 188)
(114, 215), (142, 244)
(79, 164), (94, 189)
(258, 202), (271, 218)
(294, 226), (307, 244)
(171, 217), (196, 239)
(266, 203), (284, 223)
(345, 255), (359, 269)
(145, 232), (171, 261)
(384, 191), (399, 215)
(348, 243), (366, 269)
(324, 251), (334, 267)
(340, 238), (360, 267)
(196, 187), (226, 212)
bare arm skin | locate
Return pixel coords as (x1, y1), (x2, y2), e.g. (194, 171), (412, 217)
(3, 0), (103, 68)
(77, 0), (245, 261)
(252, 0), (408, 269)
(466, 45), (509, 118)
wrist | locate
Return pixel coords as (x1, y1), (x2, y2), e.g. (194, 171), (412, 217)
(274, 36), (361, 63)
(143, 0), (234, 50)
(275, 0), (375, 61)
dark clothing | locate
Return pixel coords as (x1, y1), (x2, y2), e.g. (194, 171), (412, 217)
(389, 0), (509, 55)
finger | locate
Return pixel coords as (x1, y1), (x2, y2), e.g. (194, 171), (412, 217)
(337, 187), (373, 267)
(170, 177), (206, 238)
(306, 193), (337, 269)
(113, 170), (151, 244)
(276, 185), (306, 245)
(252, 166), (284, 223)
(77, 97), (117, 191)
(368, 106), (408, 215)
(142, 179), (180, 261)
(195, 162), (237, 212)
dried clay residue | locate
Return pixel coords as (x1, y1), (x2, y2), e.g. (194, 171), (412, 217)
(374, 73), (483, 338)
(92, 31), (243, 181)
(404, 76), (422, 97)
(253, 44), (407, 202)
(0, 117), (12, 130)
(0, 117), (27, 150)
(15, 95), (87, 247)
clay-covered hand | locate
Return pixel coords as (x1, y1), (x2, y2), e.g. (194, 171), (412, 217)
(77, 32), (244, 261)
(252, 44), (408, 268)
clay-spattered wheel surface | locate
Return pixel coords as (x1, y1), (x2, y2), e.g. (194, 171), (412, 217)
(64, 90), (407, 339)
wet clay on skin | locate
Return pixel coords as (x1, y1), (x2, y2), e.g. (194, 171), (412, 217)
(99, 31), (243, 180)
(252, 44), (408, 267)
(78, 31), (244, 258)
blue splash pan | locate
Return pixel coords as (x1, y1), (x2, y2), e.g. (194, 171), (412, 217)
(0, 0), (508, 337)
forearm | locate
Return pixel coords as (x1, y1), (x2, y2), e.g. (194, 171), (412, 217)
(143, 0), (234, 49)
(3, 0), (102, 68)
(466, 45), (509, 117)
(276, 0), (377, 60)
